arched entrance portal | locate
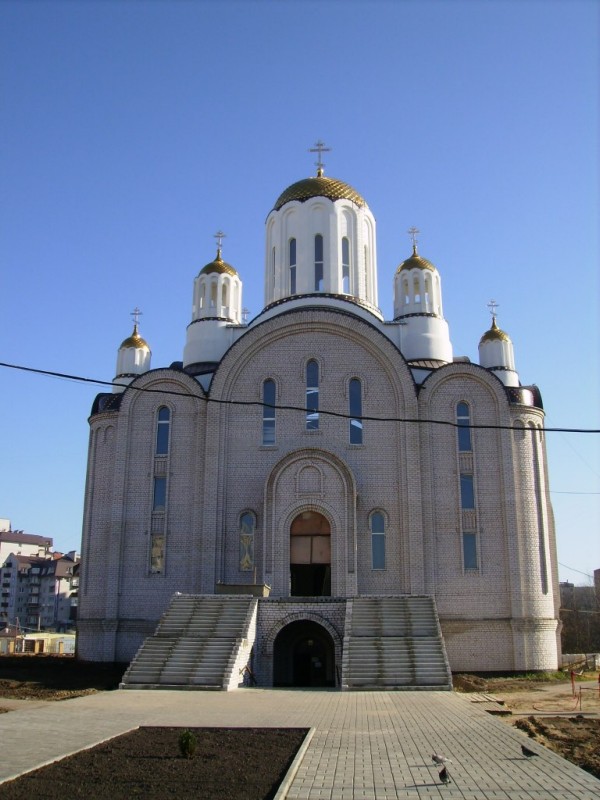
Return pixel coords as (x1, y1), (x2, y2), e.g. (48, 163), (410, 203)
(273, 620), (336, 687)
(290, 511), (331, 596)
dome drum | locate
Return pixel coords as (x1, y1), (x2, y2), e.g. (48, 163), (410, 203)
(192, 270), (242, 323)
(396, 315), (453, 363)
(113, 324), (152, 393)
(478, 318), (518, 385)
(265, 193), (378, 313)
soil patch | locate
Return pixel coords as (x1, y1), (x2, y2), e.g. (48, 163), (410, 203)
(0, 726), (308, 800)
(514, 716), (600, 780)
(454, 672), (600, 780)
(0, 655), (124, 703)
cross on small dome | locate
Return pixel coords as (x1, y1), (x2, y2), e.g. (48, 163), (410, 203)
(309, 140), (331, 177)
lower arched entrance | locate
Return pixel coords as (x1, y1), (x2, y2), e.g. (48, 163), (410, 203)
(273, 620), (336, 687)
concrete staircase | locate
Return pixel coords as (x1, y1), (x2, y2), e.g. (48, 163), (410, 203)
(120, 594), (256, 690)
(342, 596), (452, 690)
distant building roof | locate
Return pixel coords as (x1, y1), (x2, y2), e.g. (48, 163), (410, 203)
(3, 554), (47, 570)
(0, 531), (52, 547)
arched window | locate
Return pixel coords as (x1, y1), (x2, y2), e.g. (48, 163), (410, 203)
(370, 512), (385, 569)
(314, 234), (324, 291)
(272, 246), (276, 291)
(239, 511), (255, 571)
(456, 402), (472, 452)
(221, 283), (228, 307)
(413, 276), (421, 303)
(342, 236), (350, 293)
(156, 407), (171, 455)
(424, 275), (432, 312)
(306, 360), (319, 430)
(289, 238), (297, 294)
(349, 378), (362, 444)
(262, 379), (276, 445)
(210, 282), (217, 308)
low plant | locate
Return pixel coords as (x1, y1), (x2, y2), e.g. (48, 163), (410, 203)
(178, 729), (197, 759)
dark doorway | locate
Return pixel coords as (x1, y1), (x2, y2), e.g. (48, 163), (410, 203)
(273, 620), (336, 688)
(290, 511), (331, 597)
(290, 564), (331, 596)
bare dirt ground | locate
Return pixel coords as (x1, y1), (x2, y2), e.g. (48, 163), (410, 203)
(0, 654), (124, 703)
(0, 658), (599, 793)
(0, 726), (308, 800)
(454, 672), (600, 779)
(0, 657), (307, 799)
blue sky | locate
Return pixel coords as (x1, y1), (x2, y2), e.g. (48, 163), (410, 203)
(1, 0), (598, 584)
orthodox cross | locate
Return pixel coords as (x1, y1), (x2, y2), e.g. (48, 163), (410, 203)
(309, 140), (331, 175)
(214, 230), (226, 252)
(407, 226), (420, 254)
(130, 307), (143, 327)
(487, 299), (499, 319)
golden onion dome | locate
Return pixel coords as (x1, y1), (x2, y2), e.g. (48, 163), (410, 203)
(274, 171), (366, 211)
(479, 317), (511, 344)
(396, 247), (437, 274)
(120, 324), (150, 351)
(199, 248), (238, 276)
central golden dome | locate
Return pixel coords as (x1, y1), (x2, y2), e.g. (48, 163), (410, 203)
(274, 174), (366, 211)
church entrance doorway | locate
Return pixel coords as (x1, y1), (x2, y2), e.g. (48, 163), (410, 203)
(290, 511), (331, 596)
(273, 620), (335, 687)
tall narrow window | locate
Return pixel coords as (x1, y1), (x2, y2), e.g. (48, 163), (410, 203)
(262, 379), (276, 445)
(314, 234), (324, 291)
(460, 474), (475, 509)
(272, 247), (276, 291)
(306, 360), (319, 430)
(342, 237), (350, 293)
(531, 424), (549, 594)
(239, 512), (255, 571)
(349, 378), (363, 444)
(370, 512), (386, 569)
(364, 245), (370, 301)
(463, 532), (478, 570)
(153, 477), (167, 512)
(456, 402), (472, 452)
(289, 238), (297, 294)
(156, 407), (170, 455)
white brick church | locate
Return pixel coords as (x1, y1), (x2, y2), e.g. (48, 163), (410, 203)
(78, 149), (560, 687)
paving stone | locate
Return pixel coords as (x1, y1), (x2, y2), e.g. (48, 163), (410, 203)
(0, 690), (598, 798)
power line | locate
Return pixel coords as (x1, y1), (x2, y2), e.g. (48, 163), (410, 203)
(551, 491), (600, 496)
(559, 563), (595, 580)
(2, 359), (600, 434)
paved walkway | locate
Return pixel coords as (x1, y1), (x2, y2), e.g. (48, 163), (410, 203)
(0, 689), (599, 799)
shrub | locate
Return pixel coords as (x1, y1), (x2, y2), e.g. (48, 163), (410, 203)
(178, 729), (197, 759)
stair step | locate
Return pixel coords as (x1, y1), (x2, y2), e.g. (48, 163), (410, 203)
(121, 594), (254, 690)
(343, 597), (451, 691)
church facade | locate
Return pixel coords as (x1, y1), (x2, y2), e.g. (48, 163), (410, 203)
(77, 154), (560, 679)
